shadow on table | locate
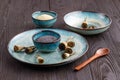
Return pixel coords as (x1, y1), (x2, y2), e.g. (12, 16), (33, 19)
(15, 60), (75, 71)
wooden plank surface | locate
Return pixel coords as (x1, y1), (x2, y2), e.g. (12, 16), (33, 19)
(0, 0), (120, 80)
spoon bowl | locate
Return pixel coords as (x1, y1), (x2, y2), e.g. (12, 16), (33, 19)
(95, 48), (110, 57)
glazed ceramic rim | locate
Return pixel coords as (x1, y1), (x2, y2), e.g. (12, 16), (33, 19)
(64, 11), (112, 31)
(8, 29), (89, 67)
(32, 11), (57, 21)
(32, 30), (61, 44)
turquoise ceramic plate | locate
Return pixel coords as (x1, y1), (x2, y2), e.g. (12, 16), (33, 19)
(8, 29), (88, 66)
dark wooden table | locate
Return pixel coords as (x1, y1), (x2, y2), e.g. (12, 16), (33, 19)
(1, 0), (120, 80)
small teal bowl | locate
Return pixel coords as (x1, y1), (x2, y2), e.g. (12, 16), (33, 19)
(32, 11), (57, 28)
(32, 30), (61, 52)
(64, 11), (112, 35)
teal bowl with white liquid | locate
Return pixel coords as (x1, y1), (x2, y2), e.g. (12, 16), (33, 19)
(32, 11), (57, 28)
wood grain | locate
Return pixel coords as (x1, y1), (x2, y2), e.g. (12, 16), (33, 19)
(0, 0), (120, 80)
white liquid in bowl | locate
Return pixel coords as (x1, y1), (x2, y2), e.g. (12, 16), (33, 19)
(36, 14), (54, 20)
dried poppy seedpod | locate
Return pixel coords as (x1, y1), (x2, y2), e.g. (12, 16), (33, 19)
(89, 26), (95, 29)
(62, 53), (70, 59)
(81, 17), (88, 29)
(69, 52), (75, 56)
(14, 45), (25, 52)
(25, 46), (36, 54)
(36, 55), (44, 64)
(64, 47), (73, 54)
(67, 41), (75, 48)
(59, 42), (67, 50)
(81, 23), (87, 28)
(59, 36), (75, 51)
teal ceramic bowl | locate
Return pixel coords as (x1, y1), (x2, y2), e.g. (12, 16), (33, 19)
(32, 30), (61, 52)
(32, 11), (57, 28)
(64, 11), (112, 35)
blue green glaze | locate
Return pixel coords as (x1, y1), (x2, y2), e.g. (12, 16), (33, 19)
(32, 11), (57, 28)
(8, 29), (88, 66)
(32, 30), (61, 52)
(64, 11), (112, 35)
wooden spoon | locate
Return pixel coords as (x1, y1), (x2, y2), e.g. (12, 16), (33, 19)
(74, 48), (110, 71)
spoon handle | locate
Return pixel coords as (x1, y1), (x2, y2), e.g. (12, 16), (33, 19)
(75, 55), (99, 71)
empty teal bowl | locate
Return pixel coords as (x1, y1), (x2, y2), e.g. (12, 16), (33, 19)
(32, 30), (61, 52)
(32, 11), (57, 28)
(64, 11), (112, 35)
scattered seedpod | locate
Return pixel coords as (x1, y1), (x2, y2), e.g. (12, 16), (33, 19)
(59, 36), (75, 59)
(25, 46), (36, 54)
(69, 52), (75, 56)
(59, 36), (75, 50)
(67, 41), (75, 48)
(59, 42), (67, 50)
(36, 55), (44, 64)
(64, 47), (73, 54)
(81, 22), (88, 28)
(89, 26), (95, 29)
(81, 17), (88, 29)
(62, 53), (71, 59)
(14, 45), (25, 52)
(62, 51), (76, 59)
